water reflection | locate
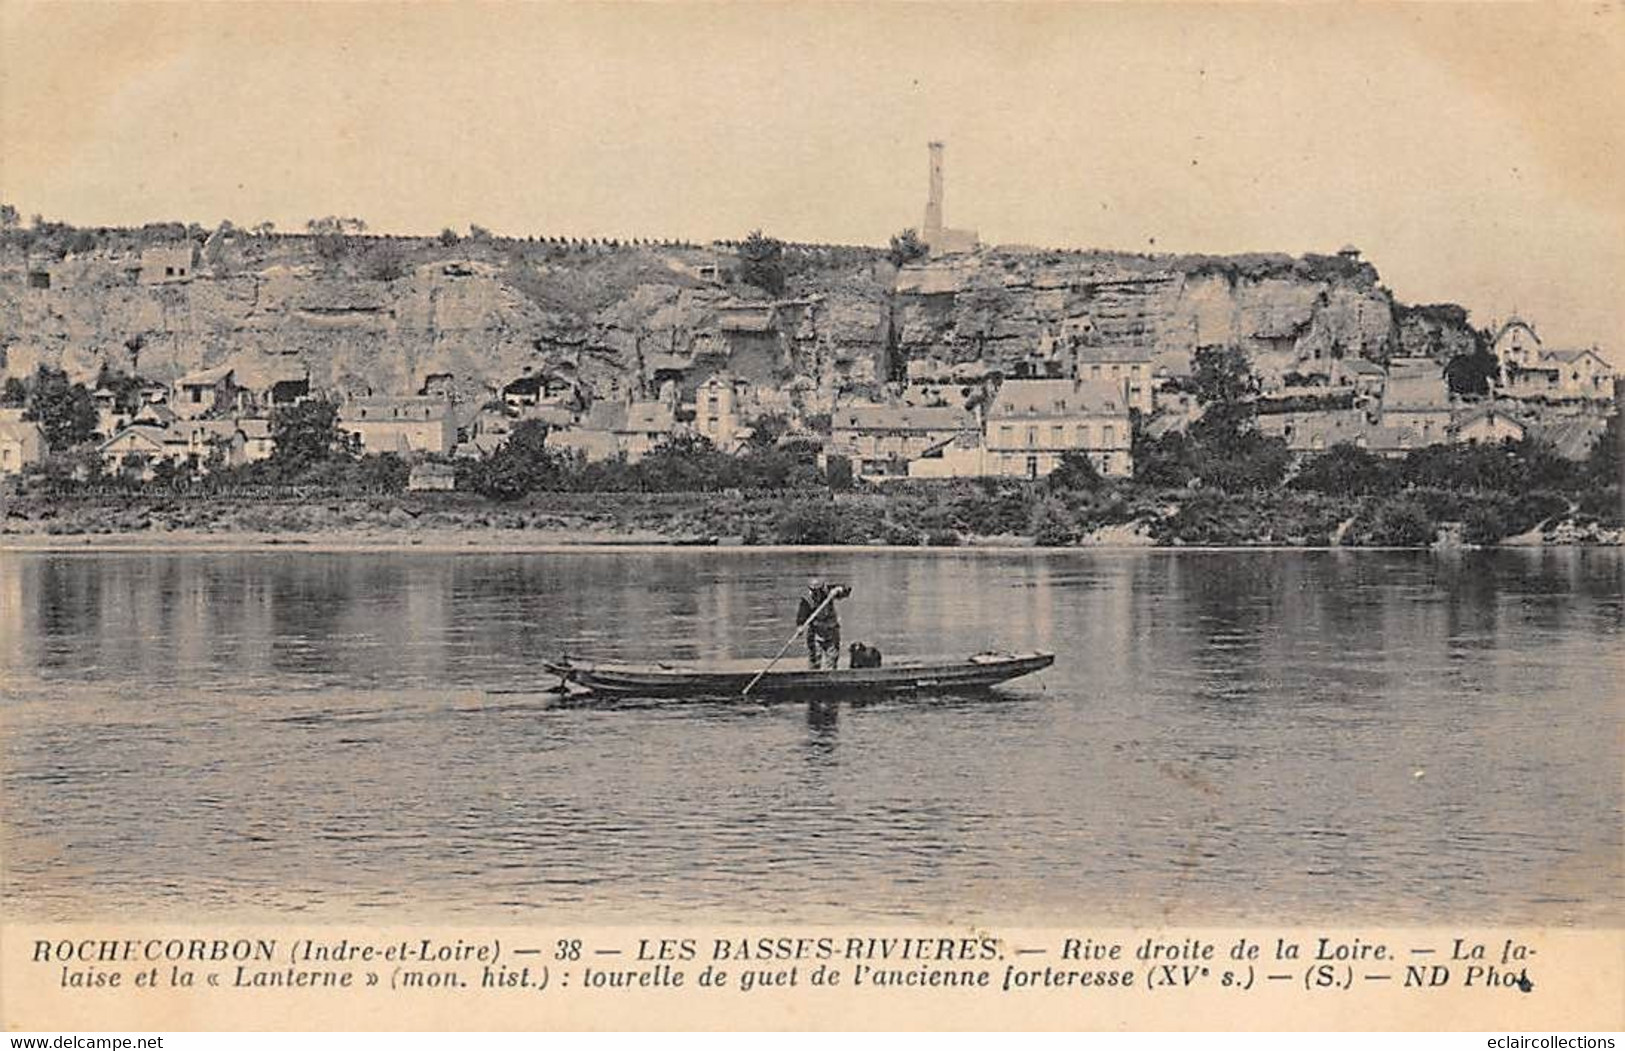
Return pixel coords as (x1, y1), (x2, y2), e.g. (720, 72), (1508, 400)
(1, 547), (1620, 925)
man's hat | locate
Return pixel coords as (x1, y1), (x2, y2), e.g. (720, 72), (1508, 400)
(807, 576), (825, 591)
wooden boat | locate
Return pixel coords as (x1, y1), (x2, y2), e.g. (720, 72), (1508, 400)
(544, 651), (1055, 698)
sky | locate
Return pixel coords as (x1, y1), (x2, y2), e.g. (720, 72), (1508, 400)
(2, 2), (1622, 351)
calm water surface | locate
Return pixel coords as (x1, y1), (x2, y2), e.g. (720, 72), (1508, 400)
(2, 547), (1620, 924)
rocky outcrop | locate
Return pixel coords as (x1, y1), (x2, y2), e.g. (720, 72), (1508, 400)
(0, 237), (1478, 409)
(891, 250), (1402, 383)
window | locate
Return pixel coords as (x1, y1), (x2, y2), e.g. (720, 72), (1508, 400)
(1026, 455), (1038, 479)
(1026, 427), (1038, 448)
(190, 388), (203, 404)
(1103, 425), (1115, 446)
(999, 425), (1013, 443)
(1090, 365), (1102, 378)
(166, 266), (176, 277)
(1050, 424), (1064, 444)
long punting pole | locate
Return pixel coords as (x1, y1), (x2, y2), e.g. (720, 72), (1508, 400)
(741, 589), (839, 697)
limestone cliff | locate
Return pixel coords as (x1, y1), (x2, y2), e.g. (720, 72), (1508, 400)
(0, 233), (1478, 410)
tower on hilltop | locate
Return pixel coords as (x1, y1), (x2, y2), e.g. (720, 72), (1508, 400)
(924, 141), (945, 239)
(919, 141), (978, 256)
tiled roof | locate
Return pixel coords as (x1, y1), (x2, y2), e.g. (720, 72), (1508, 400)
(834, 405), (975, 432)
(1073, 344), (1154, 365)
(1542, 348), (1609, 366)
(989, 379), (1126, 417)
(175, 365), (234, 387)
(1383, 375), (1451, 411)
(100, 425), (183, 451)
(1339, 357), (1387, 376)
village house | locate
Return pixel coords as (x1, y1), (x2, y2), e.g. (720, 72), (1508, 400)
(983, 379), (1132, 479)
(97, 415), (268, 476)
(898, 380), (980, 411)
(1071, 344), (1155, 413)
(172, 366), (244, 420)
(692, 373), (750, 452)
(1379, 364), (1453, 446)
(338, 396), (456, 456)
(139, 243), (200, 285)
(1259, 409), (1366, 453)
(1491, 317), (1544, 373)
(501, 370), (579, 412)
(1331, 356), (1388, 398)
(831, 404), (978, 479)
(1527, 348), (1616, 402)
(614, 401), (679, 461)
(1491, 316), (1617, 402)
(238, 418), (274, 462)
(1454, 405), (1526, 445)
(1257, 410), (1425, 459)
(180, 420), (249, 467)
(546, 400), (678, 464)
(98, 425), (190, 478)
(0, 409), (46, 475)
(907, 431), (991, 480)
(459, 408), (513, 457)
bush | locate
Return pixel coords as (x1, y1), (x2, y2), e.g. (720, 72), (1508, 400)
(363, 243), (408, 282)
(1462, 506), (1509, 546)
(1028, 497), (1078, 546)
(1197, 436), (1292, 492)
(1365, 496), (1437, 547)
(1291, 443), (1396, 495)
(773, 501), (856, 544)
(1047, 450), (1104, 492)
(1576, 485), (1620, 527)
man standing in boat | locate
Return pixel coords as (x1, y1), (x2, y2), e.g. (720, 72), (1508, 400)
(797, 577), (851, 670)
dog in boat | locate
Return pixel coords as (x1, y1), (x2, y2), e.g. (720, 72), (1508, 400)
(848, 642), (883, 669)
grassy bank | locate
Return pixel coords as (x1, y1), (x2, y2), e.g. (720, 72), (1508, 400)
(3, 480), (1618, 548)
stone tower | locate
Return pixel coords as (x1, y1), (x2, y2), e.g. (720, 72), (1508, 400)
(924, 141), (945, 238)
(918, 141), (978, 256)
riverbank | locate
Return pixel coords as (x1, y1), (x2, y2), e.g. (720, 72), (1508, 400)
(1, 486), (1618, 549)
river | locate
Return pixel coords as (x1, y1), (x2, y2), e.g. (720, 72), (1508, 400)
(2, 546), (1619, 925)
